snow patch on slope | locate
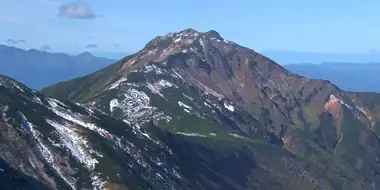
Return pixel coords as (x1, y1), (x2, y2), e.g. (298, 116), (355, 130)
(176, 132), (217, 138)
(144, 64), (165, 74)
(110, 88), (171, 126)
(229, 133), (249, 140)
(204, 101), (212, 108)
(44, 99), (112, 188)
(47, 98), (173, 173)
(46, 120), (98, 170)
(109, 99), (119, 112)
(46, 119), (107, 189)
(178, 101), (192, 110)
(223, 102), (235, 112)
(47, 98), (112, 139)
(32, 96), (43, 105)
(171, 69), (183, 79)
(176, 132), (206, 138)
(174, 37), (181, 43)
(19, 113), (76, 189)
(178, 101), (193, 113)
(109, 77), (128, 90)
(45, 101), (163, 175)
(146, 79), (177, 98)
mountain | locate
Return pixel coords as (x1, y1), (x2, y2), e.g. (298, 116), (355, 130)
(66, 52), (133, 60)
(1, 75), (349, 189)
(40, 28), (380, 189)
(0, 45), (116, 89)
(260, 50), (380, 65)
(284, 62), (380, 93)
(91, 52), (133, 60)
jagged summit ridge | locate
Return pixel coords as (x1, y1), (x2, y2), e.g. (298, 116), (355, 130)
(121, 28), (239, 71)
(145, 28), (229, 50)
(150, 28), (223, 41)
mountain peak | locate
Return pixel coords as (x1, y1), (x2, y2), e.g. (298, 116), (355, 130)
(76, 51), (94, 57)
(145, 28), (199, 48)
(204, 30), (224, 40)
(178, 28), (199, 35)
(135, 28), (238, 67)
(175, 28), (223, 40)
(145, 28), (227, 49)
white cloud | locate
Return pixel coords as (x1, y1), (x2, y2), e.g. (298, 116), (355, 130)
(0, 0), (130, 52)
(86, 44), (98, 49)
(5, 39), (26, 44)
(58, 1), (97, 19)
(39, 45), (51, 51)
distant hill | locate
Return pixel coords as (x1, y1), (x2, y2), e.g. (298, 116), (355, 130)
(91, 52), (133, 60)
(261, 50), (380, 64)
(66, 52), (133, 60)
(285, 62), (380, 92)
(0, 45), (117, 89)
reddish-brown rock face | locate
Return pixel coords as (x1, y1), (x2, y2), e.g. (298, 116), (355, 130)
(113, 29), (345, 138)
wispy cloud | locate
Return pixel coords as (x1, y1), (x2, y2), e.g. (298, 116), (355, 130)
(39, 45), (51, 51)
(86, 44), (98, 49)
(6, 39), (26, 44)
(58, 1), (97, 19)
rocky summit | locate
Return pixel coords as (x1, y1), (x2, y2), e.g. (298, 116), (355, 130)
(2, 28), (380, 190)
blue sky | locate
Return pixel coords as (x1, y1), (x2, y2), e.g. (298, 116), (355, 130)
(1, 0), (379, 53)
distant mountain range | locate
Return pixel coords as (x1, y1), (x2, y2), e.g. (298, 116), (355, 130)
(285, 62), (380, 92)
(2, 44), (380, 95)
(0, 45), (117, 89)
(67, 52), (132, 60)
(261, 50), (380, 65)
